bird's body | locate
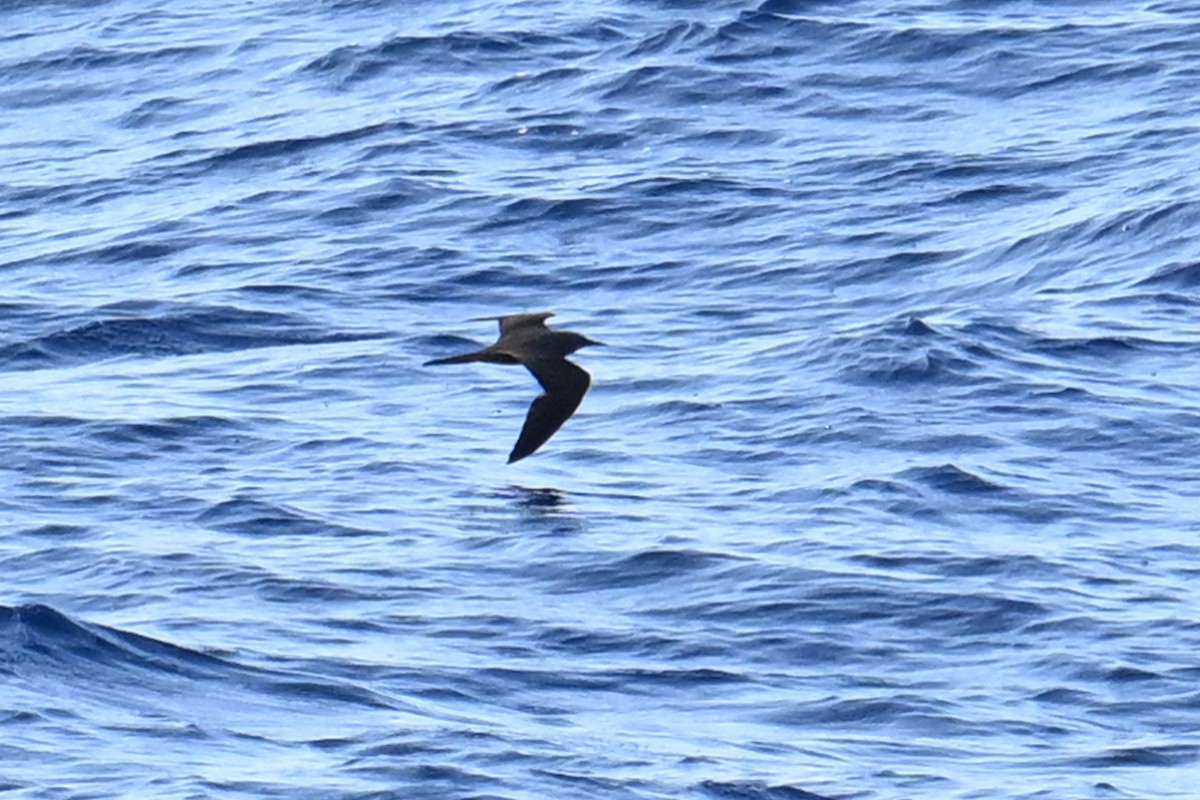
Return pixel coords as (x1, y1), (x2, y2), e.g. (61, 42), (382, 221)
(424, 312), (603, 463)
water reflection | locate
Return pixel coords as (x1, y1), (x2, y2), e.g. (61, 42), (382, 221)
(502, 484), (569, 511)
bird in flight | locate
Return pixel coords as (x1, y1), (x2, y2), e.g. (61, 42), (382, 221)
(424, 312), (604, 463)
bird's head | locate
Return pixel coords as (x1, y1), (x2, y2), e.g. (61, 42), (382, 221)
(560, 331), (606, 356)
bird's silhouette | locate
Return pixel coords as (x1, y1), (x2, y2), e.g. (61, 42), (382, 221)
(424, 312), (604, 463)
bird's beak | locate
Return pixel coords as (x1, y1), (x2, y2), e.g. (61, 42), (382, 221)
(587, 338), (606, 347)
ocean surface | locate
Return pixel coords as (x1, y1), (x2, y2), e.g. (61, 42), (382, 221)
(4, 1), (1200, 798)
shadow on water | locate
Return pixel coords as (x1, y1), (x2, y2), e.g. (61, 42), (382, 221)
(500, 484), (570, 511)
(483, 484), (590, 536)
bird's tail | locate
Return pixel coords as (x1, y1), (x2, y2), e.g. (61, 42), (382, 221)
(423, 351), (486, 366)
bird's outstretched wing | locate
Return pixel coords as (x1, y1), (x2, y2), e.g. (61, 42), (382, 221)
(508, 358), (591, 463)
(472, 311), (555, 336)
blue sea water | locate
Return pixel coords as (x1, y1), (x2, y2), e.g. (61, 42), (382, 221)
(4, 1), (1200, 798)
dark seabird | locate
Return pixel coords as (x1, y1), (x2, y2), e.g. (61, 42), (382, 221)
(424, 312), (604, 463)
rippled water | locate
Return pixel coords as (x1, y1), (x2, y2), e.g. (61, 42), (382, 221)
(4, 2), (1200, 798)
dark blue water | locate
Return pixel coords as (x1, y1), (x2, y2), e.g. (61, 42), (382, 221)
(4, 2), (1200, 798)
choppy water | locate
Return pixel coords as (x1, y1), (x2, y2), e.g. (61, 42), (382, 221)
(5, 2), (1200, 798)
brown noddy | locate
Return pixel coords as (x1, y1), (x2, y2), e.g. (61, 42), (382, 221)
(423, 312), (604, 463)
